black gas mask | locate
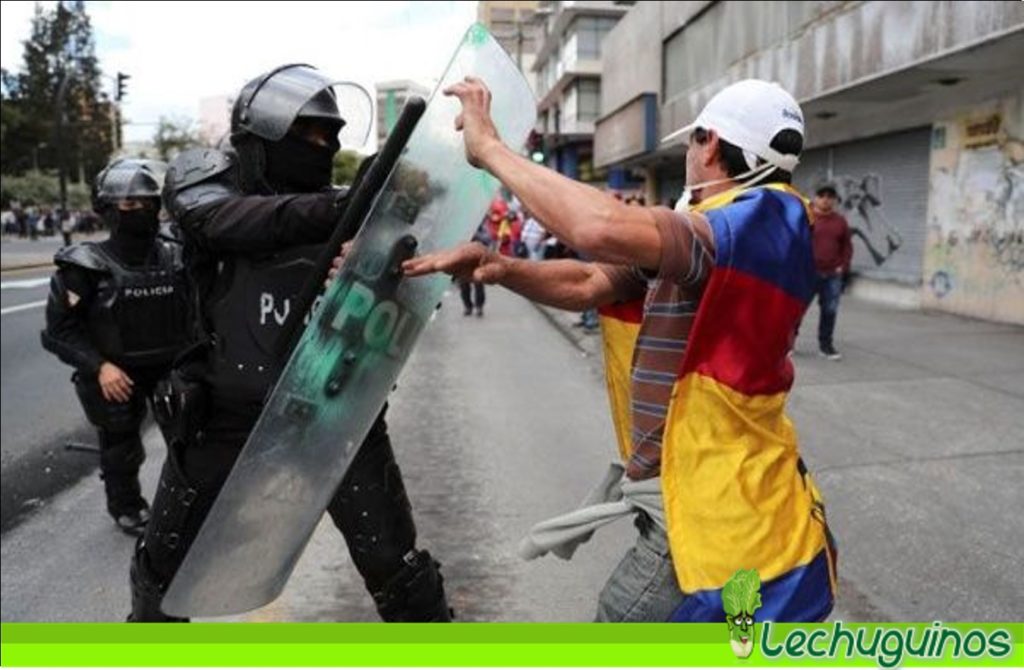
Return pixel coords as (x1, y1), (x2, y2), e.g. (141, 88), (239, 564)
(264, 131), (340, 193)
(112, 206), (160, 240)
(105, 199), (161, 264)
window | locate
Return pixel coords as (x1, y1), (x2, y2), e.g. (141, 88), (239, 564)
(576, 79), (600, 122)
(489, 7), (515, 22)
(572, 15), (618, 60)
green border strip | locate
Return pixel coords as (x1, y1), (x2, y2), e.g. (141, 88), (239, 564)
(2, 623), (1022, 667)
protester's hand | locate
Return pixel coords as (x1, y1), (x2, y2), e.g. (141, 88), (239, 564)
(443, 77), (502, 168)
(325, 241), (354, 289)
(403, 242), (507, 284)
(98, 362), (134, 403)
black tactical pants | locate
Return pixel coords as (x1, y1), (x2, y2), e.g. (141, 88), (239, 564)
(131, 407), (449, 622)
(73, 368), (162, 517)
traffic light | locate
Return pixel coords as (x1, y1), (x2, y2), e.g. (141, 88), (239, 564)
(527, 130), (545, 164)
(116, 72), (130, 101)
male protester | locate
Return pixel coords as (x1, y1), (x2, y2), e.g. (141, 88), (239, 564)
(405, 78), (837, 622)
(811, 183), (853, 360)
(129, 64), (450, 622)
(41, 159), (191, 536)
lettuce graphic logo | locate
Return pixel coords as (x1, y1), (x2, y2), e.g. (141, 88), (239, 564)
(723, 569), (762, 659)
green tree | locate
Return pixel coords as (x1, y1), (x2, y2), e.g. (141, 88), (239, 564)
(153, 116), (201, 161)
(0, 2), (114, 182)
(1, 171), (90, 210)
(332, 149), (364, 186)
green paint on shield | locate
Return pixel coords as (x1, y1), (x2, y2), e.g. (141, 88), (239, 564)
(384, 91), (398, 135)
(467, 23), (489, 46)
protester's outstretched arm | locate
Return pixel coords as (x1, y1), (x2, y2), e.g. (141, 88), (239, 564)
(403, 242), (620, 311)
(443, 77), (667, 271)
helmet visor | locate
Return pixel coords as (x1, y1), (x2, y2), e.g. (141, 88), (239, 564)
(239, 65), (372, 149)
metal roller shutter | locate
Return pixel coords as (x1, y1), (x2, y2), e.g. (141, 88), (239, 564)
(795, 127), (932, 285)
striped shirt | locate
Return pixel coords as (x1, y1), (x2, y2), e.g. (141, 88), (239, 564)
(599, 208), (714, 480)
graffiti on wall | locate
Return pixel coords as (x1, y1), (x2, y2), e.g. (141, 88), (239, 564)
(922, 97), (1024, 325)
(833, 173), (903, 267)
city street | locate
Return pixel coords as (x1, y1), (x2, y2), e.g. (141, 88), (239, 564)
(1, 237), (102, 533)
(2, 275), (1022, 622)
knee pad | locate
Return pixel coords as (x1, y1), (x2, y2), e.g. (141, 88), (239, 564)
(98, 430), (146, 475)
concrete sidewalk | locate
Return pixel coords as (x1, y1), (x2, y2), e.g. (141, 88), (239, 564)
(535, 295), (1024, 620)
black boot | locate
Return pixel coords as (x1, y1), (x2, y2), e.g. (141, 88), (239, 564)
(128, 544), (189, 623)
(372, 550), (453, 622)
(105, 474), (150, 537)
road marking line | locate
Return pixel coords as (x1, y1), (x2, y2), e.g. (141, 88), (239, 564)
(1, 278), (51, 289)
(1, 299), (47, 316)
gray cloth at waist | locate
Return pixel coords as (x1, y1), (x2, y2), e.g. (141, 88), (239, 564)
(519, 462), (665, 561)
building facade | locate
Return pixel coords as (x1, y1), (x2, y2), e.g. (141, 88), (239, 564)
(478, 1), (542, 95)
(594, 1), (1024, 323)
(375, 80), (432, 148)
(530, 1), (629, 184)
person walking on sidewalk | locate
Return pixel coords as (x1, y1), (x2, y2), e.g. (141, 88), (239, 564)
(811, 183), (853, 361)
(405, 77), (836, 623)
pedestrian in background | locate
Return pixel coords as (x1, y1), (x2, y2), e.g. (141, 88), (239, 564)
(811, 183), (853, 361)
(460, 222), (491, 316)
(60, 209), (76, 247)
(521, 209), (548, 262)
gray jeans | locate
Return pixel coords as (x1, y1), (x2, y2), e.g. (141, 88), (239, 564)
(595, 514), (686, 621)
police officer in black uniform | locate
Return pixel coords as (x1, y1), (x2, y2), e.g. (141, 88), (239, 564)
(42, 158), (191, 536)
(129, 64), (451, 622)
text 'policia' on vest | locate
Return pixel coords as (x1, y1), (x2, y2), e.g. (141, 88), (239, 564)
(40, 157), (192, 537)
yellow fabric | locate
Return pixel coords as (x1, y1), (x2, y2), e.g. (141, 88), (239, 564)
(598, 314), (640, 462)
(661, 373), (828, 591)
(659, 183), (829, 592)
(694, 182), (813, 221)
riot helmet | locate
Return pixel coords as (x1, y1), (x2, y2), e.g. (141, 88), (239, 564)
(229, 64), (371, 194)
(92, 158), (167, 242)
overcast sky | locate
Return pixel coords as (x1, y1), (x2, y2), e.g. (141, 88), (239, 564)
(1, 1), (478, 144)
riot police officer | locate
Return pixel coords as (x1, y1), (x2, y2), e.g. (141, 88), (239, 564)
(41, 158), (191, 536)
(129, 64), (451, 622)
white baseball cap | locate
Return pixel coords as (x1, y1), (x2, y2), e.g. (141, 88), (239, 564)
(662, 79), (804, 173)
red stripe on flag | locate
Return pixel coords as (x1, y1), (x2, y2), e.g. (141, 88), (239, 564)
(599, 298), (644, 324)
(680, 268), (806, 396)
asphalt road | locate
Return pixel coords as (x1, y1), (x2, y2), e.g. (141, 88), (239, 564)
(1, 265), (101, 532)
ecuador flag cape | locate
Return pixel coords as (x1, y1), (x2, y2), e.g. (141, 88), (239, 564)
(598, 184), (837, 622)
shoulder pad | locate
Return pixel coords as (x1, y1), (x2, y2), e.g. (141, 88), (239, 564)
(164, 148), (240, 222)
(165, 148), (236, 192)
(157, 220), (184, 244)
(155, 238), (185, 270)
(53, 242), (111, 273)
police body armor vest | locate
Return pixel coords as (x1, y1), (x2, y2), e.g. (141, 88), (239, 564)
(63, 241), (191, 370)
(204, 243), (322, 410)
